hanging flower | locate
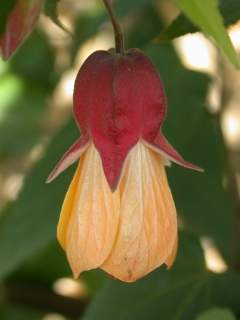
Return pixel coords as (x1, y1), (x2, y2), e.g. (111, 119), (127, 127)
(47, 49), (202, 282)
(0, 0), (44, 60)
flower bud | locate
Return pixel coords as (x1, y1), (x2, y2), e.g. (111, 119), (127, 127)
(0, 0), (43, 59)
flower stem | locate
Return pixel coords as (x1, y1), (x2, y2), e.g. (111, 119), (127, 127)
(102, 0), (125, 54)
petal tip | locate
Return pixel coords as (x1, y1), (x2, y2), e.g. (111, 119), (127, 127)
(46, 167), (62, 183)
(165, 236), (178, 269)
(181, 163), (204, 173)
(68, 259), (81, 279)
(72, 270), (80, 280)
(67, 253), (81, 280)
(45, 174), (54, 184)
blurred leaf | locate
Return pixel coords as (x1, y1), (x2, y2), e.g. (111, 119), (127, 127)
(144, 44), (236, 264)
(0, 305), (43, 320)
(0, 0), (16, 35)
(8, 241), (71, 286)
(44, 0), (70, 33)
(0, 57), (9, 76)
(197, 308), (236, 320)
(71, 12), (105, 63)
(82, 234), (240, 320)
(0, 120), (78, 280)
(167, 114), (236, 263)
(83, 233), (210, 320)
(0, 80), (47, 155)
(0, 74), (23, 109)
(209, 272), (240, 315)
(159, 0), (240, 42)
(163, 0), (239, 67)
(126, 4), (163, 48)
(9, 30), (56, 87)
(0, 31), (56, 156)
(80, 270), (106, 297)
(114, 0), (153, 17)
(9, 240), (106, 295)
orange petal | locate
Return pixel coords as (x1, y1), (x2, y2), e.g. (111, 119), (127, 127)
(101, 142), (177, 282)
(58, 143), (120, 278)
(57, 159), (82, 249)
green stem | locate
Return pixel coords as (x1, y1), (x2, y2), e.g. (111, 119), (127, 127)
(102, 0), (125, 54)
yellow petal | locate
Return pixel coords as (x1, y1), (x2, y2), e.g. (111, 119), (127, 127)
(58, 143), (120, 278)
(57, 158), (82, 249)
(101, 142), (177, 282)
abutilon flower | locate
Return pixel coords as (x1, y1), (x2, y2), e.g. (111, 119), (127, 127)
(0, 0), (44, 59)
(47, 49), (201, 282)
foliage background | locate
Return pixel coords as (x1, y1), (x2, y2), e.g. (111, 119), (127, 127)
(0, 0), (240, 319)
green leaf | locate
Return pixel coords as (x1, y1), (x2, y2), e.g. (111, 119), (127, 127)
(9, 30), (56, 86)
(9, 242), (71, 286)
(10, 241), (106, 295)
(0, 31), (56, 156)
(159, 0), (240, 42)
(114, 0), (153, 17)
(82, 234), (240, 320)
(0, 0), (16, 35)
(167, 0), (239, 67)
(167, 113), (237, 264)
(83, 233), (209, 320)
(0, 120), (78, 280)
(71, 11), (105, 63)
(0, 80), (48, 155)
(0, 305), (43, 320)
(197, 308), (236, 320)
(126, 4), (164, 48)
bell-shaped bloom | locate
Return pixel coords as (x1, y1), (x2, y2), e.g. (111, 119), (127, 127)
(47, 49), (201, 282)
(0, 0), (44, 60)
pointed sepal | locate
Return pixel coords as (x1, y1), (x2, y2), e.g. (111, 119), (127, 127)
(144, 133), (203, 172)
(46, 134), (90, 183)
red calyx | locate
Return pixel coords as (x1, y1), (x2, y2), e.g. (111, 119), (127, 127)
(48, 48), (202, 190)
(73, 49), (201, 189)
(73, 49), (166, 189)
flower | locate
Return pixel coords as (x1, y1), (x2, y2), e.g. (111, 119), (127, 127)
(0, 0), (44, 60)
(47, 49), (201, 282)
